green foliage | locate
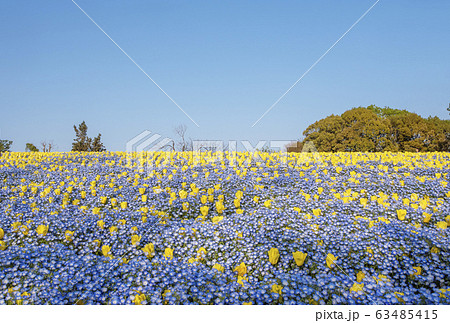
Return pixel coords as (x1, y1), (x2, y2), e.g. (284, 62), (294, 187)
(25, 143), (39, 152)
(0, 140), (13, 152)
(301, 106), (450, 152)
(72, 121), (106, 152)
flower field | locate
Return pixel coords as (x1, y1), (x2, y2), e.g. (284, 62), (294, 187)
(0, 151), (449, 305)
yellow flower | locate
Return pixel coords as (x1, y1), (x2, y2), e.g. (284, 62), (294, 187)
(237, 275), (248, 286)
(0, 228), (4, 240)
(213, 263), (224, 273)
(102, 245), (112, 258)
(263, 200), (272, 208)
(133, 293), (146, 305)
(234, 262), (247, 276)
(326, 253), (337, 269)
(65, 230), (74, 242)
(253, 196), (260, 203)
(397, 209), (406, 221)
(164, 247), (174, 260)
(431, 246), (440, 254)
(212, 216), (223, 224)
(36, 224), (49, 236)
(141, 243), (155, 259)
(139, 187), (146, 195)
(350, 282), (364, 293)
(120, 201), (128, 209)
(271, 284), (283, 295)
(97, 220), (105, 229)
(182, 202), (189, 211)
(356, 271), (365, 283)
(197, 247), (207, 259)
(243, 302), (252, 305)
(131, 235), (141, 245)
(141, 195), (148, 202)
(268, 248), (280, 265)
(312, 208), (321, 216)
(411, 266), (422, 276)
(179, 190), (188, 199)
(200, 195), (207, 204)
(215, 201), (225, 214)
(292, 251), (307, 266)
(234, 199), (240, 208)
(423, 213), (431, 223)
(109, 226), (118, 234)
(100, 196), (107, 204)
(0, 241), (7, 250)
(436, 221), (448, 229)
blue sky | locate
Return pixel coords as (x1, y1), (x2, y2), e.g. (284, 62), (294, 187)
(1, 0), (449, 151)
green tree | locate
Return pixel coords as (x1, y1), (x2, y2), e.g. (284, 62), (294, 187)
(72, 121), (105, 152)
(0, 140), (13, 152)
(25, 143), (39, 152)
(301, 105), (449, 152)
(91, 134), (106, 152)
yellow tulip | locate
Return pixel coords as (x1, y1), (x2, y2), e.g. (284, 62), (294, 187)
(131, 235), (141, 245)
(234, 199), (240, 208)
(197, 247), (207, 259)
(350, 282), (364, 293)
(215, 201), (225, 214)
(102, 245), (111, 258)
(326, 253), (337, 269)
(292, 251), (307, 266)
(271, 284), (283, 295)
(200, 195), (207, 204)
(139, 187), (146, 195)
(436, 221), (447, 229)
(133, 293), (146, 305)
(0, 228), (4, 240)
(212, 216), (223, 224)
(234, 262), (247, 276)
(109, 226), (118, 234)
(263, 200), (272, 208)
(431, 246), (440, 254)
(397, 209), (406, 221)
(196, 205), (208, 218)
(0, 241), (7, 250)
(65, 230), (74, 242)
(164, 247), (174, 260)
(120, 201), (128, 209)
(179, 190), (187, 199)
(141, 195), (148, 202)
(312, 208), (321, 216)
(423, 213), (432, 223)
(412, 266), (422, 276)
(237, 275), (248, 286)
(141, 243), (155, 259)
(356, 271), (365, 283)
(36, 225), (49, 236)
(268, 248), (280, 265)
(213, 263), (224, 273)
(100, 196), (107, 204)
(97, 220), (105, 229)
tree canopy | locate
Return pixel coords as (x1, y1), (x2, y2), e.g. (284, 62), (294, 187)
(72, 121), (106, 152)
(293, 105), (450, 152)
(0, 140), (13, 153)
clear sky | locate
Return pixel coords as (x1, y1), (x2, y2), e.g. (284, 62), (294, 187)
(1, 0), (449, 152)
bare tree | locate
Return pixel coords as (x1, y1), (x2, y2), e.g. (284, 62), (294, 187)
(41, 140), (55, 152)
(174, 124), (192, 151)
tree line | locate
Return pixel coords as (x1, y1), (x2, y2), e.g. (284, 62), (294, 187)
(288, 105), (450, 153)
(0, 121), (105, 153)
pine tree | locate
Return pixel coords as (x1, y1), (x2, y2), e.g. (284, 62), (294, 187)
(72, 121), (105, 152)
